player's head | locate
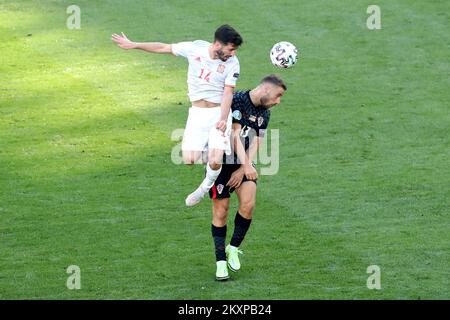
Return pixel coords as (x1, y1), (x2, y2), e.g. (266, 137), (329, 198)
(213, 24), (243, 62)
(258, 74), (287, 109)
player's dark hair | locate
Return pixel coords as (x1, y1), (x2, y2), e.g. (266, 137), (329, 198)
(214, 24), (243, 46)
(261, 74), (287, 91)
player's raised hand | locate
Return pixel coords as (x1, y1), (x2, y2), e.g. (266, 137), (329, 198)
(111, 32), (137, 49)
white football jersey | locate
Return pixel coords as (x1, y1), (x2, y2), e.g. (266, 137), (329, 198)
(172, 40), (240, 104)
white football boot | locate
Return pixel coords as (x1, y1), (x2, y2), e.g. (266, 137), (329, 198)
(215, 261), (229, 281)
(226, 245), (243, 272)
(185, 184), (210, 207)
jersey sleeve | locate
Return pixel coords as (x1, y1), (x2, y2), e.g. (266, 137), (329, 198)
(225, 61), (240, 87)
(171, 41), (194, 58)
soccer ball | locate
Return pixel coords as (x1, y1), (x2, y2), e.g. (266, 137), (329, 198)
(270, 41), (298, 68)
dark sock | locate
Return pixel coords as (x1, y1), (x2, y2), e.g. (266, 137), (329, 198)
(230, 211), (252, 248)
(211, 224), (227, 261)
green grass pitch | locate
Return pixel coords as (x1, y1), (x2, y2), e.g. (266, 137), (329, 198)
(0, 0), (449, 299)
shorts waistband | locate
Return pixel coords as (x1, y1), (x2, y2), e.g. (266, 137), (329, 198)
(190, 105), (221, 111)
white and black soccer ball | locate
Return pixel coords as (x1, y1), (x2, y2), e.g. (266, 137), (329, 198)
(270, 41), (299, 68)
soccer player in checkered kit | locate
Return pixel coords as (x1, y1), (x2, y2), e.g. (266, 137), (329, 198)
(209, 75), (287, 280)
(112, 25), (243, 206)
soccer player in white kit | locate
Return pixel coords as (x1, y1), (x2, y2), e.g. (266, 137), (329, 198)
(112, 25), (243, 206)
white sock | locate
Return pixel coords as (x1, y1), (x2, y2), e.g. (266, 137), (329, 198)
(201, 163), (221, 190)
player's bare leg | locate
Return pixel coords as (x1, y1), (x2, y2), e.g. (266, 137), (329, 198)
(226, 181), (256, 271)
(182, 150), (204, 165)
(185, 147), (224, 206)
(234, 181), (256, 219)
(212, 198), (230, 280)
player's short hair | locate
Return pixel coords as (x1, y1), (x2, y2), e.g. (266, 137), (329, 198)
(260, 74), (287, 91)
(214, 24), (243, 47)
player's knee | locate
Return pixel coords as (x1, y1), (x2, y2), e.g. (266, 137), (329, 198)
(208, 150), (224, 167)
(239, 202), (254, 218)
(217, 206), (229, 218)
(213, 210), (228, 226)
(213, 202), (229, 222)
(208, 162), (221, 170)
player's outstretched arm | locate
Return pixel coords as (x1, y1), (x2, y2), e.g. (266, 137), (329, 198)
(216, 86), (234, 132)
(111, 32), (172, 54)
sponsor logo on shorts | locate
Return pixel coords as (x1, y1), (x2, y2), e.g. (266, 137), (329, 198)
(249, 115), (256, 122)
(233, 73), (240, 78)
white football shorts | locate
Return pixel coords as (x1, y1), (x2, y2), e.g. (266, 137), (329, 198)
(181, 106), (232, 155)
